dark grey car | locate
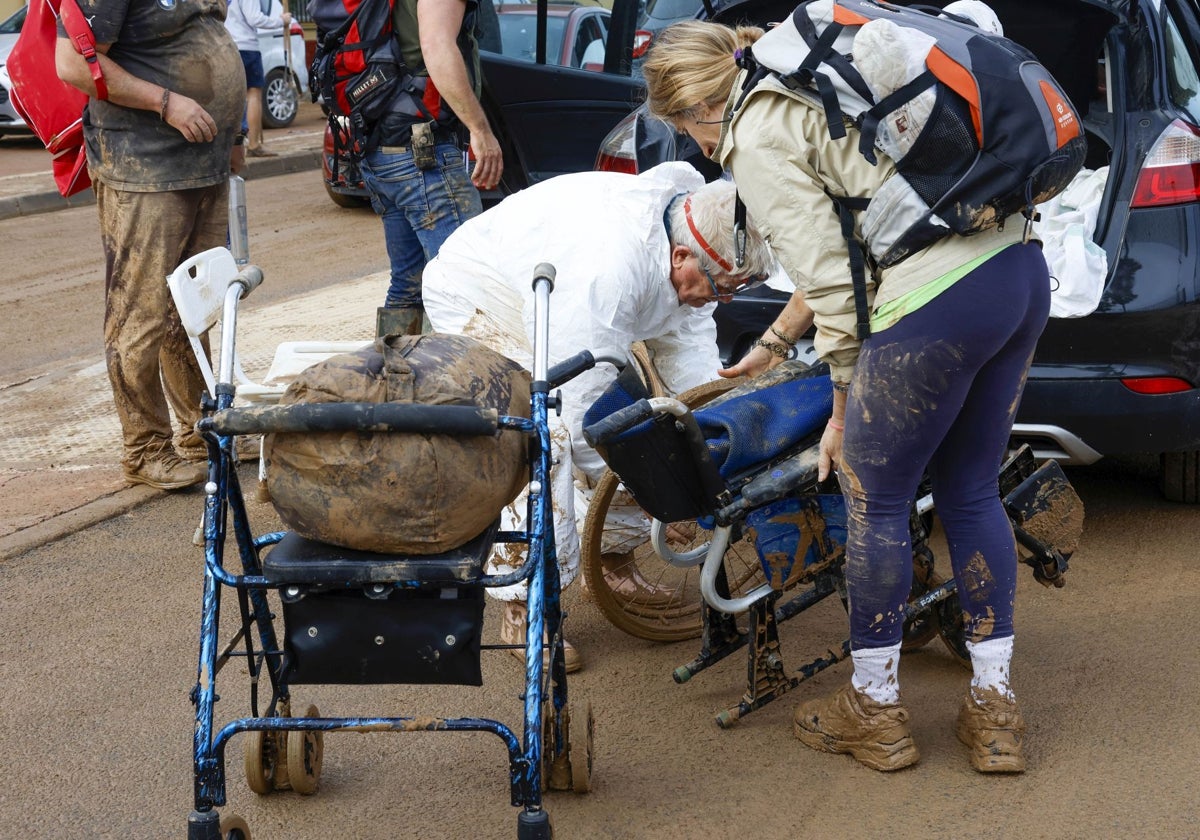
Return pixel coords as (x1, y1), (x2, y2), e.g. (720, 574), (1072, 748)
(596, 0), (1200, 503)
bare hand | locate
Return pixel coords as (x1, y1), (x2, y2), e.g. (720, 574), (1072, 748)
(718, 344), (779, 379)
(817, 422), (843, 483)
(165, 92), (218, 143)
(230, 144), (246, 175)
(468, 129), (503, 191)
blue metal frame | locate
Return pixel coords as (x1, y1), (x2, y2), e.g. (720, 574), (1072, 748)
(188, 268), (570, 838)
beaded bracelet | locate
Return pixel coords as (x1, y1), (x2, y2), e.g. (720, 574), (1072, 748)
(769, 325), (797, 346)
(832, 380), (850, 394)
(752, 338), (790, 359)
(160, 88), (171, 122)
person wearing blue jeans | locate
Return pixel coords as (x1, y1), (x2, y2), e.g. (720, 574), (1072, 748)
(358, 0), (503, 338)
(362, 137), (482, 313)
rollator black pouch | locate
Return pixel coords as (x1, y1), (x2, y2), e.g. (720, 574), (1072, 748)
(282, 585), (484, 685)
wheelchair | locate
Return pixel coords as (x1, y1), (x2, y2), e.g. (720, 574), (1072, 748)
(186, 262), (596, 840)
(582, 359), (1081, 728)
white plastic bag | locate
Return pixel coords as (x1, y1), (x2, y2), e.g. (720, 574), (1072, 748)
(1033, 167), (1109, 318)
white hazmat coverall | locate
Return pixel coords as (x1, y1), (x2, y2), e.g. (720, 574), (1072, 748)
(422, 162), (722, 599)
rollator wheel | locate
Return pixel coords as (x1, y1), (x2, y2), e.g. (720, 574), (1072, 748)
(582, 378), (785, 642)
(243, 730), (279, 795)
(285, 704), (324, 795)
(935, 590), (973, 669)
(568, 701), (594, 794)
(219, 815), (252, 840)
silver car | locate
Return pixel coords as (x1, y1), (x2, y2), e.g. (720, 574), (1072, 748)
(0, 5), (308, 137)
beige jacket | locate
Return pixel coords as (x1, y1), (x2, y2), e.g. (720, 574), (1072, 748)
(716, 72), (1026, 382)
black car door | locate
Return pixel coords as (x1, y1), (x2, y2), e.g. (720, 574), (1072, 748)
(479, 0), (645, 196)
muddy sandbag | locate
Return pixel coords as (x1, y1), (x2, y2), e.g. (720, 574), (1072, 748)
(265, 333), (531, 554)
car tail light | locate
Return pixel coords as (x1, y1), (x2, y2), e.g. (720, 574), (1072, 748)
(1121, 376), (1194, 395)
(594, 112), (639, 174)
(1131, 120), (1200, 207)
(631, 29), (653, 60)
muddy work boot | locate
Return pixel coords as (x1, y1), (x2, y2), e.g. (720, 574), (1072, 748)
(123, 449), (207, 491)
(376, 306), (425, 339)
(956, 689), (1027, 773)
(499, 601), (582, 674)
(793, 683), (920, 771)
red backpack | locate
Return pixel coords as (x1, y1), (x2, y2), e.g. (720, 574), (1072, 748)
(8, 0), (108, 198)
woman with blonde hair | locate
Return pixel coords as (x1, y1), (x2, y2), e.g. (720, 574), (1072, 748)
(642, 17), (1049, 774)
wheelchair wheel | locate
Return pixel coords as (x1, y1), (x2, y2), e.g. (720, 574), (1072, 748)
(220, 815), (252, 840)
(581, 377), (780, 642)
(285, 705), (324, 795)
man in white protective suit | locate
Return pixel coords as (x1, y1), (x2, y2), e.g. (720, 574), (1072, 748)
(422, 162), (774, 673)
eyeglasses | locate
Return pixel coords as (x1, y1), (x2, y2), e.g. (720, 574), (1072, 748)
(700, 260), (768, 298)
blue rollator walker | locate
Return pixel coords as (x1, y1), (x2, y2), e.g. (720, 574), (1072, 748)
(582, 360), (1079, 729)
(186, 262), (594, 840)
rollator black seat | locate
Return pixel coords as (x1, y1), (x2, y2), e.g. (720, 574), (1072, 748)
(262, 520), (499, 586)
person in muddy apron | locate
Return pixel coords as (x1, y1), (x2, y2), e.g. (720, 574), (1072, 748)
(422, 163), (774, 673)
(56, 0), (247, 490)
(642, 20), (1050, 773)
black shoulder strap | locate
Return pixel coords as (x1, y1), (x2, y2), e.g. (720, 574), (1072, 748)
(828, 194), (873, 340)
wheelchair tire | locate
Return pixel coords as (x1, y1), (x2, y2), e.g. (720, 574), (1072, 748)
(581, 377), (770, 642)
(568, 701), (594, 794)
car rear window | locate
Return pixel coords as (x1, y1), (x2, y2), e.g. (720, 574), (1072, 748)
(1163, 9), (1200, 123)
(497, 13), (569, 64)
(643, 0), (700, 22)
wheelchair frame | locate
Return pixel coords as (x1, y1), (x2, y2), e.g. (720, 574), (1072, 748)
(584, 370), (1073, 729)
(186, 263), (588, 840)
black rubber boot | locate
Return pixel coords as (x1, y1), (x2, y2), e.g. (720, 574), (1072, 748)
(376, 305), (424, 338)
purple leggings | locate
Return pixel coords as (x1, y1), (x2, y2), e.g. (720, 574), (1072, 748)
(839, 242), (1050, 649)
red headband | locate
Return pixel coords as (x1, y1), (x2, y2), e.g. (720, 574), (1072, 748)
(683, 195), (733, 273)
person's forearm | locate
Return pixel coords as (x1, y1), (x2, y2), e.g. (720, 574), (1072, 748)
(417, 0), (489, 136)
(56, 37), (157, 109)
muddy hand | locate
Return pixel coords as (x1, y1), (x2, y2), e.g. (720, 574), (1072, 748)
(165, 93), (218, 144)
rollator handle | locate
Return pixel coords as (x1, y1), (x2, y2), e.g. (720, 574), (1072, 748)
(201, 402), (500, 436)
(531, 262), (556, 291)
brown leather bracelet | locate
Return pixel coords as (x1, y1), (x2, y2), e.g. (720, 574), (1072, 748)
(769, 325), (797, 346)
(752, 338), (789, 359)
(160, 88), (171, 122)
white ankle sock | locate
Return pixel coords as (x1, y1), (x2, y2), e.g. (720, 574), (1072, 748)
(967, 635), (1014, 701)
(851, 643), (901, 705)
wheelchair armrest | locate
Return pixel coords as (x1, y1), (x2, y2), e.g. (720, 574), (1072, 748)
(201, 402), (500, 436)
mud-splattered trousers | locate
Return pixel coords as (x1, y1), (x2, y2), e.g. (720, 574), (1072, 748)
(360, 142), (482, 309)
(839, 242), (1050, 649)
(95, 180), (226, 471)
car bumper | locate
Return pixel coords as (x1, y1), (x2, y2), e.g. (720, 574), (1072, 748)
(1015, 375), (1200, 463)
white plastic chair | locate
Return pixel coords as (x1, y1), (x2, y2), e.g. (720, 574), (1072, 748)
(167, 246), (368, 405)
(167, 246), (369, 535)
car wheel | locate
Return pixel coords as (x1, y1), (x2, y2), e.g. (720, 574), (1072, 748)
(323, 179), (370, 209)
(1160, 451), (1200, 503)
(262, 67), (298, 129)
